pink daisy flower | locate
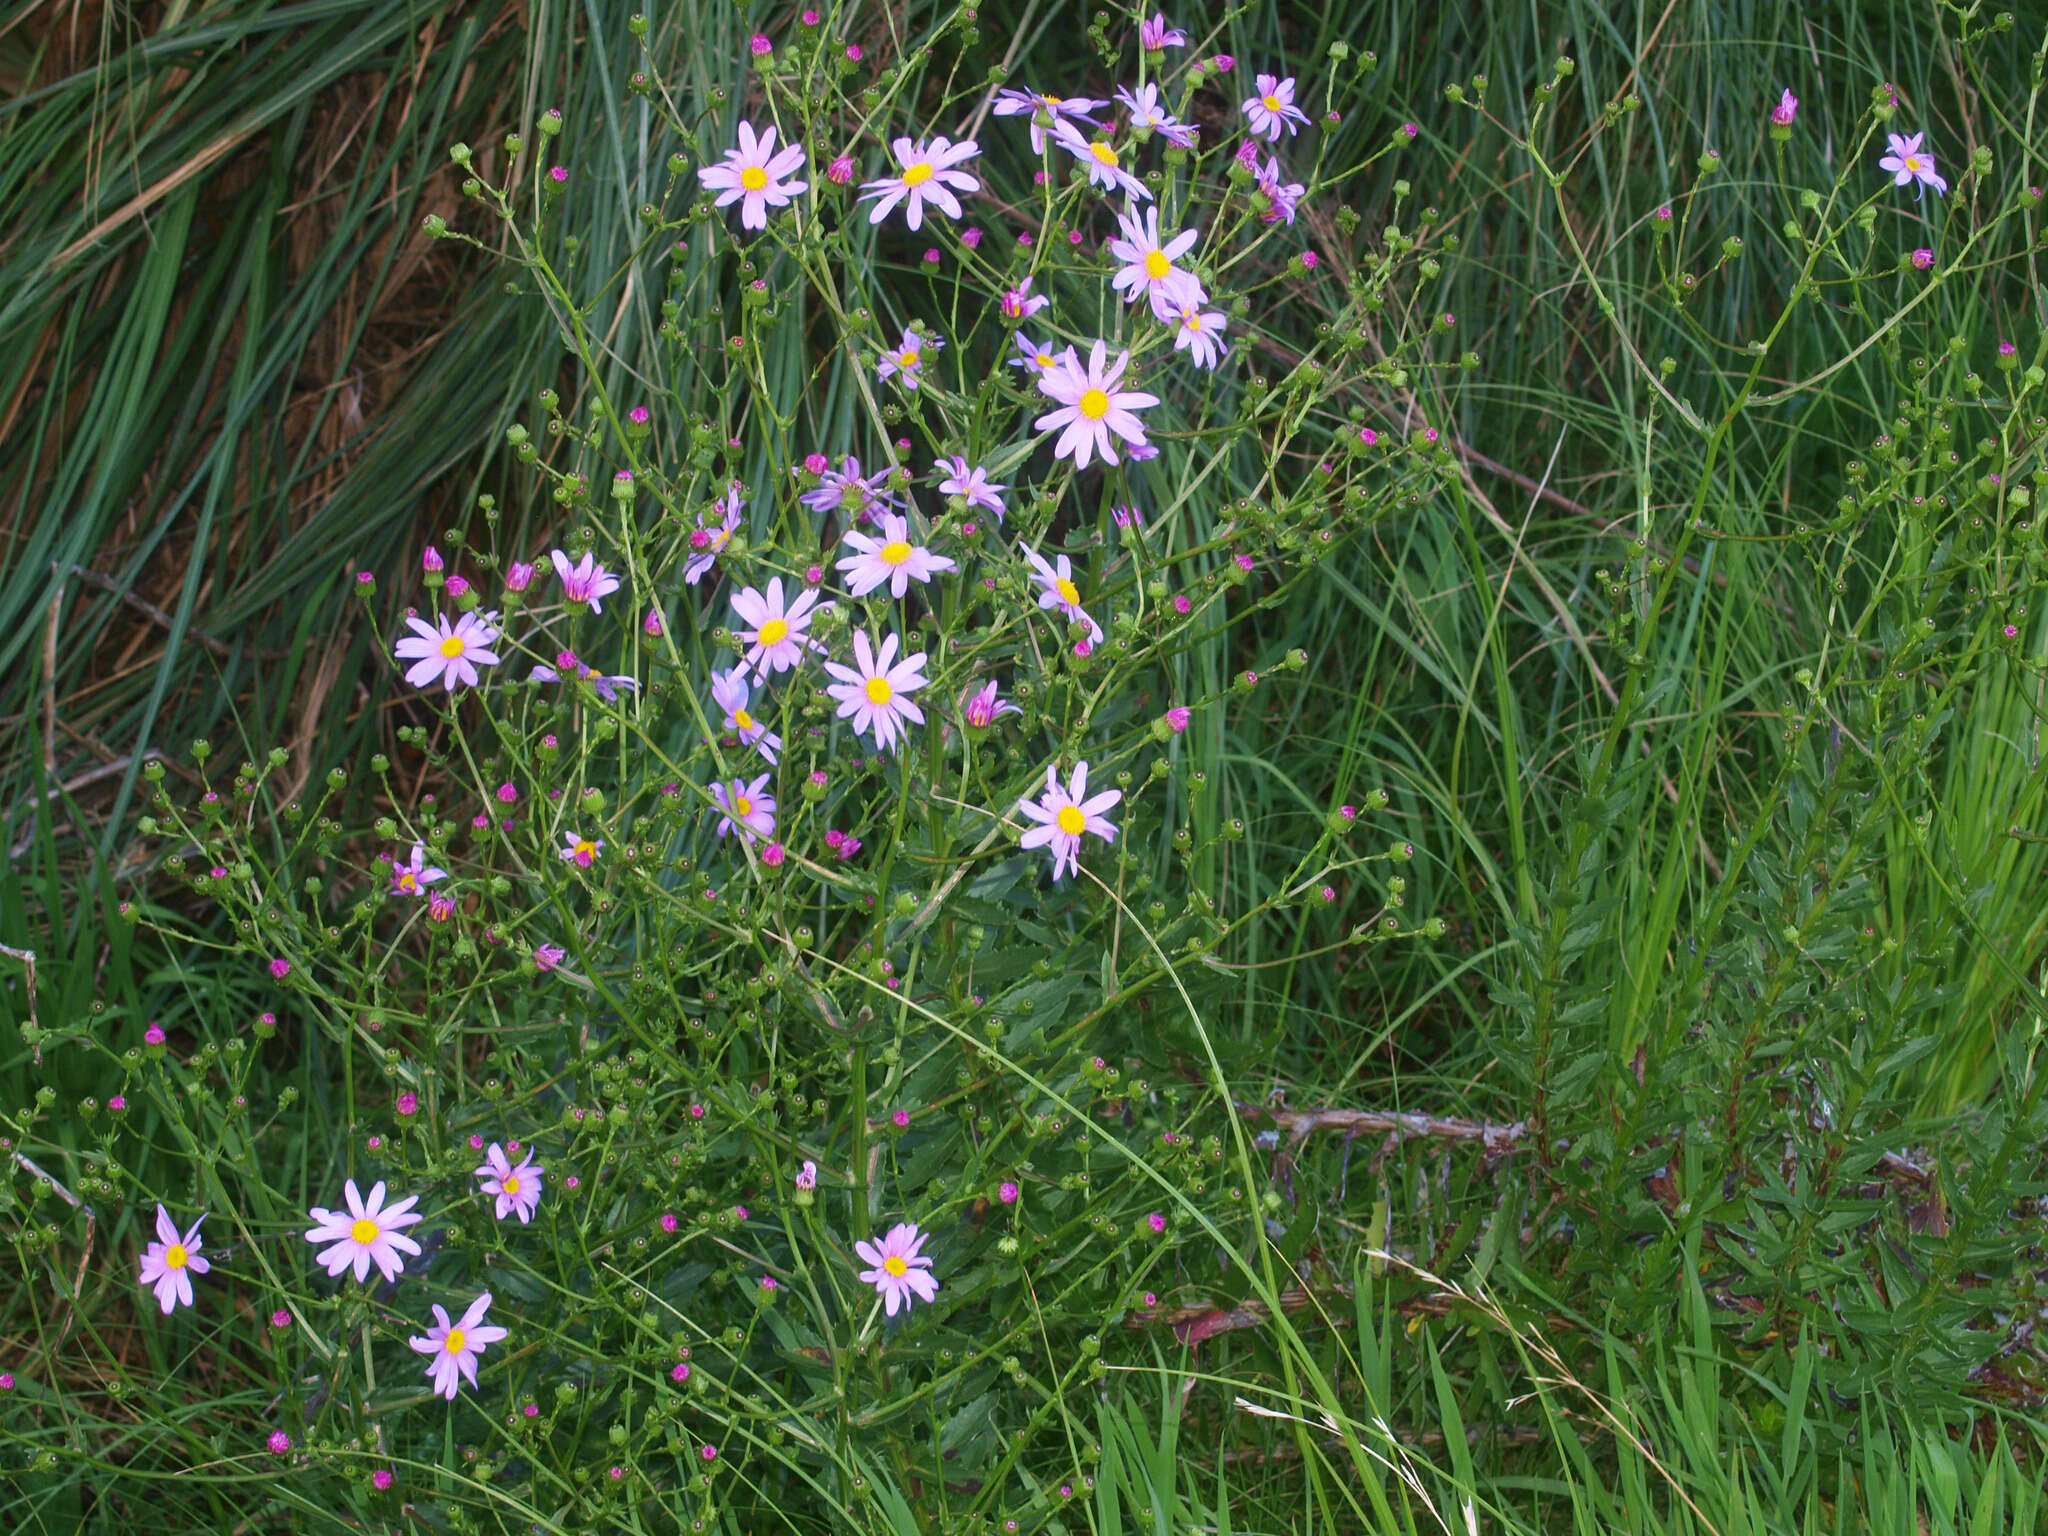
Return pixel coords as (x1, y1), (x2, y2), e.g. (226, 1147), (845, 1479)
(1018, 760), (1122, 881)
(859, 136), (981, 229)
(1022, 546), (1105, 644)
(137, 1205), (210, 1315)
(1878, 131), (1948, 199)
(836, 513), (956, 598)
(1170, 301), (1229, 369)
(1050, 118), (1151, 202)
(304, 1179), (424, 1283)
(711, 773), (778, 841)
(710, 668), (781, 763)
(393, 611), (500, 692)
(475, 1143), (544, 1223)
(854, 1221), (939, 1316)
(697, 120), (808, 230)
(1032, 340), (1158, 469)
(823, 630), (929, 752)
(408, 1292), (507, 1401)
(1242, 73), (1309, 141)
(1108, 204), (1204, 317)
(730, 577), (827, 677)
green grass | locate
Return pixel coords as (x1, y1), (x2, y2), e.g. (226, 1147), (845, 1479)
(6, 0), (2048, 1531)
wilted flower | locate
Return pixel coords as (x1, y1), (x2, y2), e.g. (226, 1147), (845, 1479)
(963, 679), (1023, 730)
(999, 275), (1049, 322)
(390, 842), (447, 898)
(935, 456), (1007, 517)
(1771, 88), (1798, 128)
(549, 549), (621, 611)
(685, 488), (744, 585)
(992, 87), (1105, 154)
(1139, 12), (1187, 49)
(558, 831), (603, 869)
(710, 668), (782, 763)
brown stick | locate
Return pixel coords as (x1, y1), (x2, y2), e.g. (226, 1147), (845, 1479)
(1235, 1099), (1527, 1157)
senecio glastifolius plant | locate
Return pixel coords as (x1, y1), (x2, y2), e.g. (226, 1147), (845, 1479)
(47, 11), (1433, 1530)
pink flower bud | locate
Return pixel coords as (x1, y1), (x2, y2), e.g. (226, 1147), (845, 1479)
(645, 607), (664, 637)
(1165, 706), (1191, 732)
(421, 546), (444, 573)
(761, 841), (785, 867)
(827, 154), (854, 185)
(749, 33), (771, 56)
(504, 561), (535, 593)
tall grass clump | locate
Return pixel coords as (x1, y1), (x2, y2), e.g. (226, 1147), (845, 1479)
(4, 2), (2048, 1534)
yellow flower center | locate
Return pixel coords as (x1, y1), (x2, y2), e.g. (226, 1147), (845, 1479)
(1055, 576), (1081, 606)
(1088, 141), (1119, 168)
(1035, 351), (1054, 367)
(438, 634), (466, 658)
(1078, 387), (1110, 420)
(1903, 155), (1920, 171)
(1143, 250), (1171, 280)
(1262, 94), (1282, 111)
(734, 795), (753, 818)
(902, 161), (934, 187)
(740, 165), (769, 192)
(757, 617), (790, 646)
(574, 840), (596, 860)
(398, 871), (417, 891)
(883, 1255), (908, 1278)
(1043, 95), (1062, 110)
(502, 1175), (521, 1196)
(165, 1243), (189, 1270)
(350, 1217), (380, 1245)
(444, 1328), (467, 1354)
(880, 540), (913, 566)
(733, 707), (755, 731)
(864, 677), (894, 705)
(1184, 314), (1203, 332)
(1056, 805), (1087, 836)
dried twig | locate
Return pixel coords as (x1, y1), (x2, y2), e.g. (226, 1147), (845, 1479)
(1236, 1099), (1527, 1158)
(1, 942), (36, 1066)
